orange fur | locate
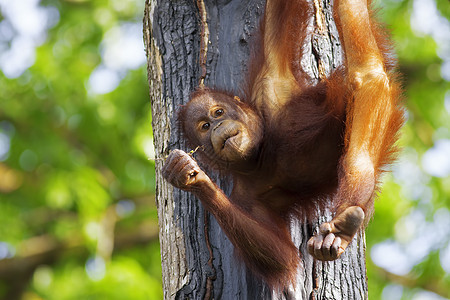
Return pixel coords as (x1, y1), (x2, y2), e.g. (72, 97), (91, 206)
(165, 0), (404, 289)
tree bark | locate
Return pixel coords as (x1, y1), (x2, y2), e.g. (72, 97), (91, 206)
(143, 0), (368, 299)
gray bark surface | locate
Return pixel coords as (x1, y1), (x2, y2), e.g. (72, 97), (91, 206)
(143, 0), (368, 298)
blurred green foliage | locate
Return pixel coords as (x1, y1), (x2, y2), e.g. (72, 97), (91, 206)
(367, 0), (450, 298)
(0, 0), (161, 299)
(0, 0), (449, 299)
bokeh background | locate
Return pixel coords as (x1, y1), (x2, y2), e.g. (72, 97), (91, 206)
(0, 0), (449, 299)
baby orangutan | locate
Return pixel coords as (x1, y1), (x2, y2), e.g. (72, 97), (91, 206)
(162, 0), (404, 288)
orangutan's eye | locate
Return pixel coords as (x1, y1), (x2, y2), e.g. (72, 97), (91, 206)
(214, 109), (224, 117)
(201, 122), (210, 131)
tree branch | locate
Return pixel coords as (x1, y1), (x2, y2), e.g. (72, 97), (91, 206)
(375, 265), (450, 298)
(0, 221), (159, 279)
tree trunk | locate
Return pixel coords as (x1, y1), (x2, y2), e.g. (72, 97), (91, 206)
(143, 0), (368, 299)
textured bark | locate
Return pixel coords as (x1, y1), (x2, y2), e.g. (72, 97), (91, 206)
(143, 0), (368, 298)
